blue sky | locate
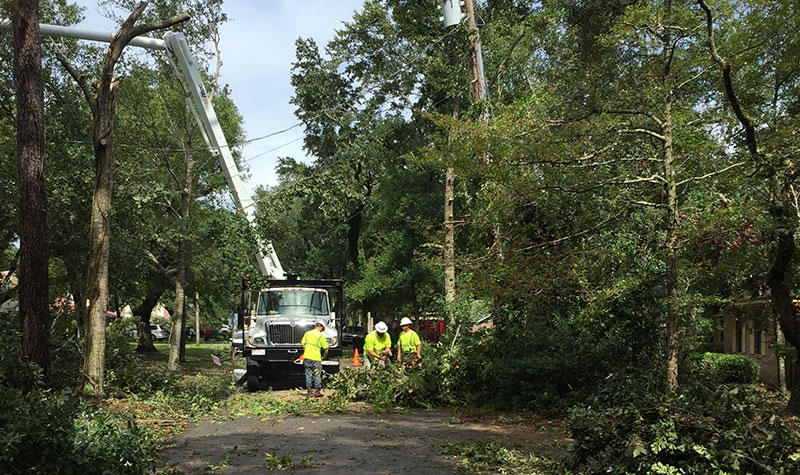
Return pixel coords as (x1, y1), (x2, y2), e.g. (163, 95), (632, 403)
(72, 0), (364, 193)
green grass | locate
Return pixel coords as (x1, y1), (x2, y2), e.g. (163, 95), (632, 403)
(141, 342), (236, 373)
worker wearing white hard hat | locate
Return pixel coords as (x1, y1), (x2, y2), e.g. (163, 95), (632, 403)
(363, 321), (392, 368)
(397, 317), (421, 366)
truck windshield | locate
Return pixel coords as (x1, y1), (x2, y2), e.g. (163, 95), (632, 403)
(257, 290), (329, 316)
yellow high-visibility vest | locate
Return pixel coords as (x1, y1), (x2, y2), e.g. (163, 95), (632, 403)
(398, 329), (420, 354)
(364, 330), (392, 360)
(301, 329), (329, 361)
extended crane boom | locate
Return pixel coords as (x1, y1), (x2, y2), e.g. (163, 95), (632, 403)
(162, 32), (285, 279)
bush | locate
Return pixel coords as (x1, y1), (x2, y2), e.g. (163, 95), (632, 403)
(0, 387), (79, 473)
(103, 320), (182, 396)
(446, 300), (663, 413)
(567, 385), (800, 474)
(0, 385), (155, 475)
(71, 409), (155, 475)
(0, 312), (156, 474)
(688, 352), (760, 385)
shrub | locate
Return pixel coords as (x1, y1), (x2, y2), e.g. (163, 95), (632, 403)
(688, 352), (760, 385)
(0, 386), (155, 475)
(0, 387), (79, 473)
(103, 320), (182, 396)
(567, 385), (800, 474)
(447, 301), (663, 413)
(71, 409), (156, 475)
(165, 372), (236, 416)
(0, 312), (156, 474)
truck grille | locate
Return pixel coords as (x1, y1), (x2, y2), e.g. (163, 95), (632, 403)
(268, 323), (314, 344)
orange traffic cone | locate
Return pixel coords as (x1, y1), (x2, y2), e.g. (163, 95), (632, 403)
(352, 348), (361, 367)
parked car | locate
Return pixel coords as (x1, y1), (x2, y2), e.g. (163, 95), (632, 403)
(231, 330), (243, 353)
(342, 325), (366, 346)
(219, 324), (231, 335)
(150, 324), (170, 341)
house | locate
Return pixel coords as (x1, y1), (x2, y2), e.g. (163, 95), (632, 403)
(717, 299), (790, 389)
(0, 271), (18, 311)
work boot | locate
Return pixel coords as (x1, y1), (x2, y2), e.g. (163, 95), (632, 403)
(314, 389), (324, 398)
(306, 387), (313, 397)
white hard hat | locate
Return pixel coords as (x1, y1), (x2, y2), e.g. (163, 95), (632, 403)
(400, 317), (413, 326)
(375, 321), (388, 333)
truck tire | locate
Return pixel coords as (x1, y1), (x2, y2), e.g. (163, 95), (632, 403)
(246, 359), (259, 393)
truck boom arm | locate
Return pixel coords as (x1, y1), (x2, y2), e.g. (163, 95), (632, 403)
(163, 32), (285, 279)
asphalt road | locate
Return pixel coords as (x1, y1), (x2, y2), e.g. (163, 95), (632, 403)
(157, 399), (569, 474)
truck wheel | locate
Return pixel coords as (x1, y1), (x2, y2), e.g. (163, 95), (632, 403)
(246, 359), (259, 393)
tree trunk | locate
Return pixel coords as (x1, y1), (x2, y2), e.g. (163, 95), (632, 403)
(169, 144), (194, 369)
(662, 0), (681, 391)
(13, 0), (50, 382)
(168, 236), (187, 370)
(194, 291), (200, 345)
(444, 166), (456, 310)
(68, 3), (189, 396)
(444, 100), (460, 324)
(766, 195), (800, 411)
(82, 110), (116, 395)
(347, 203), (363, 271)
(134, 286), (162, 353)
(664, 99), (680, 390)
(66, 257), (87, 339)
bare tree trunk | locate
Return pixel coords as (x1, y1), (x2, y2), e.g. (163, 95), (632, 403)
(444, 166), (455, 310)
(444, 100), (460, 325)
(168, 143), (194, 369)
(776, 316), (788, 392)
(661, 0), (682, 391)
(168, 238), (187, 369)
(664, 116), (680, 390)
(65, 257), (87, 338)
(13, 0), (50, 382)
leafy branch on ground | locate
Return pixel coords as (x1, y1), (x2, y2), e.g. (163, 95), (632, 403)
(265, 452), (314, 470)
(442, 441), (565, 474)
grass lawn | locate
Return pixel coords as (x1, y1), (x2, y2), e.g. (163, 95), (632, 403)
(140, 342), (242, 373)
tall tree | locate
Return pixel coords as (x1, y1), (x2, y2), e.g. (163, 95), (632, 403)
(57, 1), (188, 395)
(12, 0), (50, 381)
(697, 0), (800, 412)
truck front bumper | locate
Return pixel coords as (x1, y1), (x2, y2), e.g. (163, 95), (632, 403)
(244, 347), (342, 382)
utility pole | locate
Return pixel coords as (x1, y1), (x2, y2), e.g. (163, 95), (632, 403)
(464, 0), (488, 107)
(440, 0), (493, 319)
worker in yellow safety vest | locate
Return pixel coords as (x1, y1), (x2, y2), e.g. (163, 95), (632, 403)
(364, 321), (392, 368)
(396, 317), (421, 366)
(301, 321), (329, 397)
